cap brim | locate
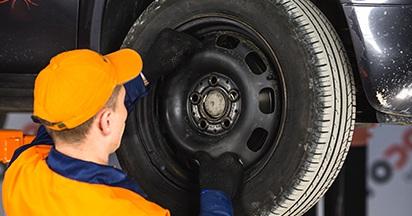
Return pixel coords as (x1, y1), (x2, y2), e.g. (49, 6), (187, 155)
(105, 48), (143, 84)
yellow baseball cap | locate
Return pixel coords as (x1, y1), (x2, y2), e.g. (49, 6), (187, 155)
(32, 49), (142, 131)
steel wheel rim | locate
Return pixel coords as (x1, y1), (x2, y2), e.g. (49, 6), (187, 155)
(137, 15), (287, 188)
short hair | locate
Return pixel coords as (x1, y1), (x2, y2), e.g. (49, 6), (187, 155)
(46, 85), (122, 143)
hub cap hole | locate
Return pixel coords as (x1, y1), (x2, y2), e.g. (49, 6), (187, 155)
(216, 34), (240, 49)
(259, 88), (275, 114)
(247, 128), (268, 152)
(222, 119), (231, 129)
(199, 120), (208, 130)
(246, 52), (267, 75)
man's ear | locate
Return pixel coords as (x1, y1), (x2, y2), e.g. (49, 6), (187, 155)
(97, 108), (112, 136)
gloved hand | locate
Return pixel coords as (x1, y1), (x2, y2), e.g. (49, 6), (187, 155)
(196, 152), (244, 199)
(142, 28), (203, 83)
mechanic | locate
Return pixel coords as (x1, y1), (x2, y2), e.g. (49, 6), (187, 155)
(2, 29), (243, 216)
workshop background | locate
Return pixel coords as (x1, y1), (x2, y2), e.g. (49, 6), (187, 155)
(1, 112), (411, 216)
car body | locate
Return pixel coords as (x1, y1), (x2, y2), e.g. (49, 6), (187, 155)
(0, 0), (151, 111)
(341, 0), (412, 123)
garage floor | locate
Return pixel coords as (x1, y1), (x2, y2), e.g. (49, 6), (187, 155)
(1, 112), (412, 216)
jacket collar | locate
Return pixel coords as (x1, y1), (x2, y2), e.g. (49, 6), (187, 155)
(46, 146), (147, 197)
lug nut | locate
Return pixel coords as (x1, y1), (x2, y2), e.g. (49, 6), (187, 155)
(190, 92), (201, 105)
(229, 89), (239, 101)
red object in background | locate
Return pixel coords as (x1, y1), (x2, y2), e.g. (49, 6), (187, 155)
(385, 145), (408, 169)
(404, 129), (412, 149)
(384, 127), (412, 170)
(352, 124), (376, 147)
(0, 130), (34, 164)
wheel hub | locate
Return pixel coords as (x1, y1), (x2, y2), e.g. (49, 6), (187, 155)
(204, 90), (226, 118)
(188, 73), (241, 135)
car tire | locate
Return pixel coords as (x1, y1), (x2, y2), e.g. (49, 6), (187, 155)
(118, 0), (356, 215)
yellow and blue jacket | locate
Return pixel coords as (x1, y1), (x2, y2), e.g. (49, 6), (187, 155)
(2, 76), (233, 216)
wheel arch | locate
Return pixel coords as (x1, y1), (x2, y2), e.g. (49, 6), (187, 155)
(99, 0), (154, 54)
(310, 0), (377, 123)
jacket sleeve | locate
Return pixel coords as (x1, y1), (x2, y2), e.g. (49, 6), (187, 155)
(124, 75), (148, 112)
(200, 190), (233, 216)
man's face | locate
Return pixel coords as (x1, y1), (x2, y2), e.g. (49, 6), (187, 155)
(111, 86), (128, 152)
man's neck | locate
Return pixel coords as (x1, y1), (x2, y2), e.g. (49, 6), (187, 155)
(54, 141), (109, 165)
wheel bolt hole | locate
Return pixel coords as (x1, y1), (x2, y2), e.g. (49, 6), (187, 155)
(209, 76), (218, 86)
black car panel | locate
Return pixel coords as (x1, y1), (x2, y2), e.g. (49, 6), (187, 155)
(342, 3), (412, 116)
(0, 0), (78, 74)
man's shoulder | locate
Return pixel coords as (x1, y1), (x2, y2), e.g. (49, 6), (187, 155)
(4, 144), (52, 187)
(7, 144), (51, 169)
